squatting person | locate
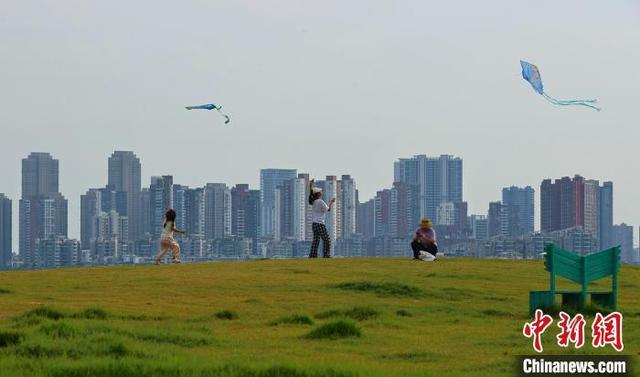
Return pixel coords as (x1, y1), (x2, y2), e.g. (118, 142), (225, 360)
(411, 218), (438, 260)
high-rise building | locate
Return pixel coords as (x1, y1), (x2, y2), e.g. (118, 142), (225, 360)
(599, 182), (614, 249)
(502, 186), (534, 235)
(231, 184), (250, 238)
(274, 182), (292, 241)
(231, 184), (261, 248)
(246, 190), (261, 251)
(540, 179), (559, 232)
(185, 187), (205, 237)
(613, 223), (634, 263)
(340, 175), (357, 238)
(108, 151), (141, 240)
(548, 227), (598, 256)
(297, 174), (313, 241)
(541, 176), (585, 233)
(140, 188), (150, 238)
(373, 189), (393, 237)
(204, 183), (231, 240)
(356, 199), (375, 238)
(368, 182), (422, 239)
(173, 184), (189, 231)
(35, 236), (80, 269)
(259, 169), (297, 238)
(173, 184), (205, 241)
(583, 180), (600, 239)
(19, 153), (68, 268)
(469, 215), (489, 240)
(331, 177), (343, 240)
(541, 176), (612, 245)
(97, 185), (128, 215)
(80, 189), (101, 250)
(394, 154), (463, 221)
(161, 175), (173, 211)
(21, 152), (59, 198)
(283, 176), (308, 241)
(637, 227), (640, 264)
(560, 175), (585, 231)
(96, 210), (129, 243)
(392, 181), (420, 238)
(0, 194), (11, 268)
(149, 176), (173, 240)
(437, 202), (456, 226)
(93, 237), (129, 265)
(80, 185), (128, 250)
(488, 201), (505, 237)
(541, 175), (584, 232)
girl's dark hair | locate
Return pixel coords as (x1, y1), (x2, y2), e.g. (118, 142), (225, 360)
(308, 191), (322, 205)
(164, 209), (176, 227)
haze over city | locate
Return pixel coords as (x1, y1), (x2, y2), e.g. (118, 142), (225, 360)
(1, 1), (639, 248)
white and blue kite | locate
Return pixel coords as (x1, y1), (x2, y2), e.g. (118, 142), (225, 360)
(185, 103), (231, 124)
(520, 60), (600, 111)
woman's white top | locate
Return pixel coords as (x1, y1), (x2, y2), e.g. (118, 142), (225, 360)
(161, 221), (175, 240)
(312, 199), (330, 224)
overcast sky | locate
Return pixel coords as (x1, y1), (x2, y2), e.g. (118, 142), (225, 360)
(1, 1), (639, 250)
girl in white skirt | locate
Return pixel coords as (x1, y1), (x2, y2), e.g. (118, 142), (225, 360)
(154, 209), (186, 264)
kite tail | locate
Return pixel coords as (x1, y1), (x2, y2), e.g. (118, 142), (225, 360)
(215, 108), (231, 124)
(542, 93), (601, 111)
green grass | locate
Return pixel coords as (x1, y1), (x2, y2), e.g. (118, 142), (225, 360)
(39, 322), (78, 339)
(332, 281), (422, 298)
(270, 314), (314, 326)
(395, 310), (412, 317)
(0, 331), (23, 348)
(0, 257), (638, 376)
(73, 308), (110, 320)
(22, 307), (66, 320)
(315, 306), (380, 321)
(45, 363), (356, 377)
(214, 310), (239, 320)
(304, 320), (362, 340)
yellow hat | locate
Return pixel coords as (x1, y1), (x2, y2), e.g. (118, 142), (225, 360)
(420, 218), (432, 228)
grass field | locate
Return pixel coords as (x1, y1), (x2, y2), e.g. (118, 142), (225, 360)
(0, 257), (638, 376)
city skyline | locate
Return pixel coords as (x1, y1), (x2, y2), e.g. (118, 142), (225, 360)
(2, 1), (640, 255)
(0, 150), (638, 256)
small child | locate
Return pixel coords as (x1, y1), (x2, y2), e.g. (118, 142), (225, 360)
(154, 209), (186, 264)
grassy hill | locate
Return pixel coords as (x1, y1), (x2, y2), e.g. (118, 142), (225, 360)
(0, 258), (638, 377)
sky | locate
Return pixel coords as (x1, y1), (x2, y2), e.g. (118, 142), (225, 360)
(1, 1), (639, 251)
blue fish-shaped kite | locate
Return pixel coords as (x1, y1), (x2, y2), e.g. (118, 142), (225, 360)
(185, 103), (231, 124)
(520, 61), (600, 111)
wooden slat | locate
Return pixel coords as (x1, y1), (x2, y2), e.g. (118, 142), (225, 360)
(551, 245), (581, 262)
(554, 259), (582, 283)
(587, 269), (612, 283)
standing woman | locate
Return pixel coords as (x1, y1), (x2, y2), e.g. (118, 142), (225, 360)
(154, 209), (186, 264)
(308, 179), (336, 258)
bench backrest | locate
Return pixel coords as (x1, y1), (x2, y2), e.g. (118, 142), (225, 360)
(544, 244), (620, 286)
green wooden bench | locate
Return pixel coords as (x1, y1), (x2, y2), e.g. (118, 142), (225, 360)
(529, 244), (620, 316)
